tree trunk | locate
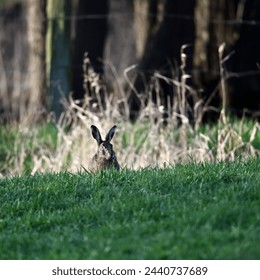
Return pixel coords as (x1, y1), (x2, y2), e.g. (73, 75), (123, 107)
(46, 0), (71, 119)
(193, 0), (238, 112)
(26, 0), (46, 118)
(132, 0), (195, 119)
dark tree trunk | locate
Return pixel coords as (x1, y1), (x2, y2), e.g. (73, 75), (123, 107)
(193, 0), (260, 118)
(72, 0), (108, 100)
(132, 0), (196, 119)
(46, 0), (72, 119)
(228, 0), (260, 115)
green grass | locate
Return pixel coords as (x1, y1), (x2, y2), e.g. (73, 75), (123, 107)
(0, 159), (260, 260)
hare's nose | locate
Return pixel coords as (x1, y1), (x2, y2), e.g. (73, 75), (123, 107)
(103, 148), (110, 158)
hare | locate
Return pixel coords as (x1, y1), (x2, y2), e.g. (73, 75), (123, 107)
(90, 125), (120, 172)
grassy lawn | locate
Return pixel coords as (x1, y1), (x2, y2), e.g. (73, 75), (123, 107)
(0, 159), (260, 260)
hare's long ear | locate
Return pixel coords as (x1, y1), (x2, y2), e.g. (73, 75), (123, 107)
(91, 125), (102, 145)
(105, 125), (117, 142)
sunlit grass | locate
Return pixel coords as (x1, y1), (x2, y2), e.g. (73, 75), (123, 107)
(0, 159), (260, 259)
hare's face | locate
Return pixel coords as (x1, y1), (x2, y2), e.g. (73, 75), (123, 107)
(98, 142), (114, 160)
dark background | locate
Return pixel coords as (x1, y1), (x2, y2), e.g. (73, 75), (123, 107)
(0, 0), (259, 122)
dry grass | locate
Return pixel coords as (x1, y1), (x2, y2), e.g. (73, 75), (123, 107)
(11, 98), (258, 174)
(1, 49), (260, 175)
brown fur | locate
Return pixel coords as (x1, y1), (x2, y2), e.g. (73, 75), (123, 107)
(90, 125), (120, 172)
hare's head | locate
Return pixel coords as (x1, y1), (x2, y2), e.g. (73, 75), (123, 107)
(90, 125), (120, 171)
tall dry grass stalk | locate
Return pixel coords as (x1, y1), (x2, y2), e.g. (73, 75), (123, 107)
(215, 42), (256, 161)
(3, 47), (260, 175)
